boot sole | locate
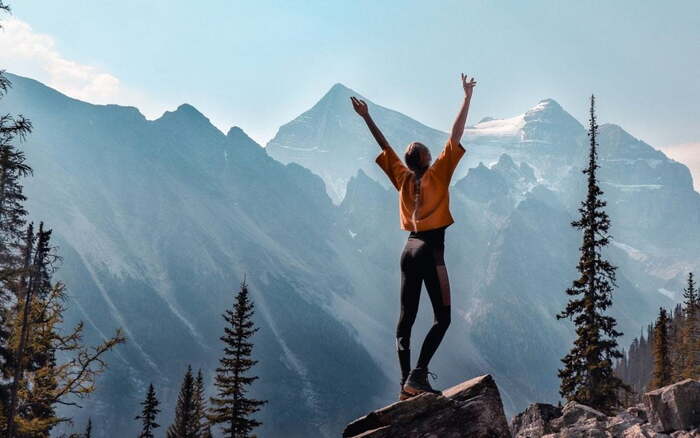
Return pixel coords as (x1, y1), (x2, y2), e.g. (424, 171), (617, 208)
(398, 391), (414, 401)
(403, 383), (430, 395)
(404, 383), (440, 396)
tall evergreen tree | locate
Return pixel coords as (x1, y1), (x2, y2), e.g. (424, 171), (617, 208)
(209, 279), (266, 438)
(651, 307), (672, 389)
(678, 273), (699, 379)
(0, 4), (32, 272)
(135, 384), (160, 438)
(167, 366), (198, 438)
(193, 369), (208, 437)
(0, 1), (33, 412)
(5, 222), (52, 437)
(557, 95), (627, 413)
(5, 276), (124, 437)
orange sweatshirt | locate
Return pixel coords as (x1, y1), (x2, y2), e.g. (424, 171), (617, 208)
(375, 139), (465, 232)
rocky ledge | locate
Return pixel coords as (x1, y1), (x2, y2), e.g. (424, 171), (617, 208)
(343, 374), (510, 437)
(343, 377), (700, 438)
(511, 379), (700, 438)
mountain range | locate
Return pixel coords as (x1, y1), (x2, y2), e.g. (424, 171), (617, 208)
(1, 72), (697, 437)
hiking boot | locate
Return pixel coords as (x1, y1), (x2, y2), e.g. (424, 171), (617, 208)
(403, 368), (440, 395)
(399, 378), (413, 401)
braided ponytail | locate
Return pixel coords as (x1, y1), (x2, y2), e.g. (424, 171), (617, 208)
(405, 142), (429, 231)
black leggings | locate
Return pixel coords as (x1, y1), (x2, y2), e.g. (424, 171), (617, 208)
(396, 234), (451, 380)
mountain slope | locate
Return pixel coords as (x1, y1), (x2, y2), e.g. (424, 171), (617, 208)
(1, 73), (389, 437)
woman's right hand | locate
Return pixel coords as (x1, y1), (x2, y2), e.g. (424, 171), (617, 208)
(350, 96), (369, 118)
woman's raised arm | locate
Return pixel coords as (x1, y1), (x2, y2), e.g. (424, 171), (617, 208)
(450, 73), (477, 146)
(351, 96), (391, 151)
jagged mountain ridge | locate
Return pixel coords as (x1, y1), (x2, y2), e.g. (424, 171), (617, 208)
(0, 73), (389, 437)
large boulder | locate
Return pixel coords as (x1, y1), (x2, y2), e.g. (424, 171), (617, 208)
(342, 374), (510, 438)
(511, 403), (562, 438)
(559, 402), (608, 427)
(645, 379), (700, 433)
(607, 409), (647, 436)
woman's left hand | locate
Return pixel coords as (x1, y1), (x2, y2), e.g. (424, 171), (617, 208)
(461, 73), (477, 100)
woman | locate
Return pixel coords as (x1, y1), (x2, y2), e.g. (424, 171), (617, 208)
(350, 73), (476, 399)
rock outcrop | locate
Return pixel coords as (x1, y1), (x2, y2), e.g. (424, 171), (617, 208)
(343, 374), (510, 437)
(510, 403), (563, 437)
(645, 379), (700, 433)
(343, 377), (699, 437)
(511, 379), (700, 438)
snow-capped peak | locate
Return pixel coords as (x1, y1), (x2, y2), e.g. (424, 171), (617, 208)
(526, 98), (563, 114)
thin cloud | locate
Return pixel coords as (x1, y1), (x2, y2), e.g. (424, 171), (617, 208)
(0, 16), (164, 118)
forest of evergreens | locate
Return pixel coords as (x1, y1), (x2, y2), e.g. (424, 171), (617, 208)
(615, 272), (700, 404)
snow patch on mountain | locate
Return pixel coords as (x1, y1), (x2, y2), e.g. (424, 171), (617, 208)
(657, 288), (675, 299)
(611, 240), (649, 262)
(605, 183), (664, 192)
(465, 114), (525, 138)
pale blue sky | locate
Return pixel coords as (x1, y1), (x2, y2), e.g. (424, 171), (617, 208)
(5, 0), (700, 156)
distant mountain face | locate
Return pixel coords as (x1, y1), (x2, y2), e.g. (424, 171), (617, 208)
(2, 73), (699, 437)
(266, 83), (448, 202)
(270, 82), (700, 266)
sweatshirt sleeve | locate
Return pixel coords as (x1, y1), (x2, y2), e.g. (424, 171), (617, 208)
(375, 146), (410, 191)
(431, 138), (466, 184)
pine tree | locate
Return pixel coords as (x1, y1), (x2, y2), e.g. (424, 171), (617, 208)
(167, 366), (198, 438)
(682, 273), (697, 311)
(0, 2), (33, 413)
(678, 273), (699, 379)
(651, 307), (672, 389)
(0, 12), (32, 274)
(193, 369), (208, 437)
(556, 95), (628, 413)
(5, 222), (53, 436)
(209, 278), (266, 438)
(6, 278), (125, 437)
(1, 224), (124, 437)
(136, 384), (160, 438)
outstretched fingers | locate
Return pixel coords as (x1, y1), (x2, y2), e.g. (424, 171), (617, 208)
(350, 96), (360, 111)
(350, 96), (369, 116)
